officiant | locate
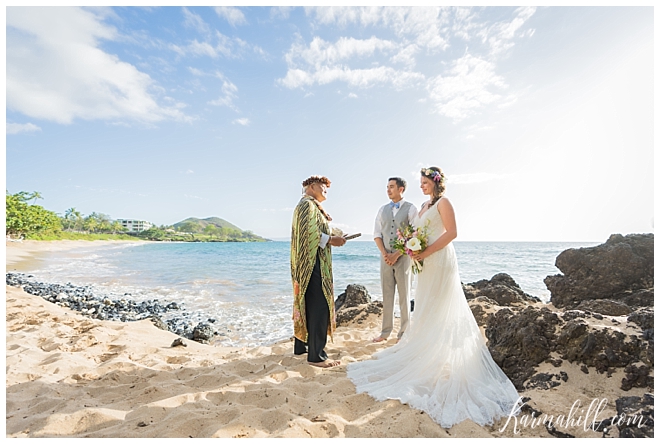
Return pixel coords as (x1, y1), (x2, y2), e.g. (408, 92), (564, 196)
(290, 175), (346, 368)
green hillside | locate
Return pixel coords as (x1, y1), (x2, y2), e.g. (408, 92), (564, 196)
(173, 216), (242, 232)
(167, 216), (267, 242)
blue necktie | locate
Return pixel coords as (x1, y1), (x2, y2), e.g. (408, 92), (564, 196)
(390, 201), (400, 209)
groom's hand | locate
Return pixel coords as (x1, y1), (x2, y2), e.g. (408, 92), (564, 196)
(384, 252), (399, 266)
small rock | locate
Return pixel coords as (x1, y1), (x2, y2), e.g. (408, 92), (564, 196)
(621, 364), (653, 391)
(192, 323), (215, 344)
(151, 316), (169, 331)
(171, 338), (187, 347)
(334, 284), (371, 311)
(548, 358), (563, 367)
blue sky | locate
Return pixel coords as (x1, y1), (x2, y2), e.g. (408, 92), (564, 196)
(5, 6), (655, 241)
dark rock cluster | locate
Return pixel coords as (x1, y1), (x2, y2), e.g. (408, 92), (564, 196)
(6, 272), (216, 344)
(476, 233), (655, 397)
(485, 306), (562, 389)
(334, 284), (383, 326)
(483, 301), (654, 392)
(463, 273), (541, 306)
(596, 394), (654, 438)
(544, 233), (653, 310)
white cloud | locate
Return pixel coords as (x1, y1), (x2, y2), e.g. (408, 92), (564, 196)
(188, 67), (205, 76)
(283, 7), (532, 120)
(498, 94), (518, 108)
(286, 36), (397, 67)
(280, 35), (424, 90)
(171, 31), (264, 60)
(307, 7), (448, 50)
(390, 43), (419, 68)
(270, 7), (293, 20)
(215, 6), (247, 26)
(185, 169), (194, 174)
(478, 6), (536, 55)
(348, 93), (358, 98)
(6, 7), (188, 124)
(232, 118), (250, 126)
(182, 7), (210, 35)
(280, 65), (424, 89)
(208, 73), (239, 110)
(427, 54), (507, 121)
(187, 39), (218, 57)
(6, 122), (41, 135)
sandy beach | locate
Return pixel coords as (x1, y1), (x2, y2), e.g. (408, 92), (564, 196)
(5, 240), (652, 438)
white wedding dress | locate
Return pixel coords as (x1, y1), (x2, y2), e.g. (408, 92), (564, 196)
(347, 200), (521, 429)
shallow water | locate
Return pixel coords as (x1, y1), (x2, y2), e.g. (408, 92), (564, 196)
(15, 240), (597, 347)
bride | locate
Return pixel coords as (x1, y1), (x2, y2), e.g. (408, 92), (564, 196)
(347, 166), (521, 429)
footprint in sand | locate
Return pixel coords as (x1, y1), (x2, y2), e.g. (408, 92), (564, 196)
(166, 355), (191, 364)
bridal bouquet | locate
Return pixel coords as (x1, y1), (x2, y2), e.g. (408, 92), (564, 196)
(390, 221), (430, 274)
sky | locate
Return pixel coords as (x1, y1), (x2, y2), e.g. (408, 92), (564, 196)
(4, 5), (655, 241)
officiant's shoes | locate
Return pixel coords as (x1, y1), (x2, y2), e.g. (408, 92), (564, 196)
(371, 336), (387, 343)
(308, 360), (341, 368)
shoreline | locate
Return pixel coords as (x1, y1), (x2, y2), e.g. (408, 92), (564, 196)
(5, 240), (652, 437)
(5, 239), (145, 272)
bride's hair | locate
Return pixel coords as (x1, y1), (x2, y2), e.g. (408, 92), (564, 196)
(421, 166), (446, 207)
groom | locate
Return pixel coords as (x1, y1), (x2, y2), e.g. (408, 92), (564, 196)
(372, 177), (418, 343)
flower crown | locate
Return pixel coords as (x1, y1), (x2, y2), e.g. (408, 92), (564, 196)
(421, 168), (444, 183)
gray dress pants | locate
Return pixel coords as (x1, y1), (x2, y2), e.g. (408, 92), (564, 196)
(380, 255), (411, 339)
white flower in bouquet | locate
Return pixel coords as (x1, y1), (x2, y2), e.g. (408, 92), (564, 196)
(406, 237), (422, 251)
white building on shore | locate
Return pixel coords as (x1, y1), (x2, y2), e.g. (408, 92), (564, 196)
(117, 219), (154, 233)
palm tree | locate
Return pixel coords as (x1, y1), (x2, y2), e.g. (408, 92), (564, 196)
(83, 216), (99, 233)
(111, 221), (124, 234)
(29, 191), (43, 205)
(64, 207), (77, 230)
(73, 210), (83, 231)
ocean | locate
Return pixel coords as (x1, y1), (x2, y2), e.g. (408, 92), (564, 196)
(14, 240), (597, 347)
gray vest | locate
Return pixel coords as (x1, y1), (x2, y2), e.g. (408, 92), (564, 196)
(381, 201), (413, 253)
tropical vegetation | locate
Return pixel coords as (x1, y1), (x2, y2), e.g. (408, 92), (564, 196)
(138, 217), (267, 242)
(6, 191), (268, 242)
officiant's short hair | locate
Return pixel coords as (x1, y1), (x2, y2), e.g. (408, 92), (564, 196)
(389, 177), (406, 191)
(302, 175), (331, 188)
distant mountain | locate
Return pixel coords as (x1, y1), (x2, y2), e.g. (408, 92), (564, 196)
(172, 216), (268, 241)
(173, 216), (242, 232)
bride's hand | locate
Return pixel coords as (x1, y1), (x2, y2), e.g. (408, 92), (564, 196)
(412, 251), (427, 261)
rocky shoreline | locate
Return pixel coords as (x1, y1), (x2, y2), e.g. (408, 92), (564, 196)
(334, 233), (654, 438)
(5, 273), (217, 344)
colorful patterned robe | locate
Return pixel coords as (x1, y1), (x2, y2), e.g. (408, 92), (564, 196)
(290, 196), (336, 343)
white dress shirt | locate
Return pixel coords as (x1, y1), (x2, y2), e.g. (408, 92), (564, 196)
(320, 232), (330, 248)
(373, 199), (418, 239)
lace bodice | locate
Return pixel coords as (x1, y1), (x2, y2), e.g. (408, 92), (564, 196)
(416, 200), (444, 245)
